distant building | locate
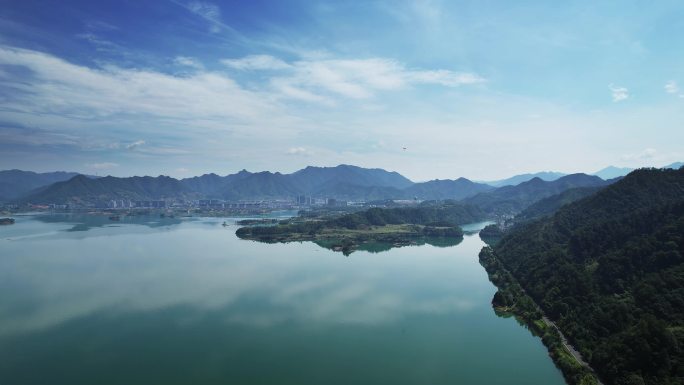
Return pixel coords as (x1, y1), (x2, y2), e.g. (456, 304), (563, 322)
(133, 200), (166, 208)
(392, 199), (420, 206)
(326, 198), (347, 207)
(296, 195), (312, 206)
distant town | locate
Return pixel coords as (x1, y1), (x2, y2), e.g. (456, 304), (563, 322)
(2, 195), (425, 216)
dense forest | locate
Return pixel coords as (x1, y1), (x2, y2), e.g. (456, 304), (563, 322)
(513, 186), (604, 223)
(236, 203), (483, 239)
(489, 168), (684, 385)
(463, 173), (610, 214)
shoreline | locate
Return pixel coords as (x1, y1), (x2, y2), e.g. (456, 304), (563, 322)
(479, 246), (601, 385)
(236, 223), (464, 255)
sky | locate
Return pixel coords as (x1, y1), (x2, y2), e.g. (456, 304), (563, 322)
(0, 0), (683, 181)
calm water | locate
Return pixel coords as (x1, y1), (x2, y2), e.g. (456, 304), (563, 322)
(0, 214), (565, 385)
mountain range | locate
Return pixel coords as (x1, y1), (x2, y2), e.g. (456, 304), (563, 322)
(3, 163), (680, 211)
(0, 170), (90, 202)
(479, 162), (682, 188)
(481, 171), (567, 187)
(14, 165), (495, 204)
(463, 173), (612, 214)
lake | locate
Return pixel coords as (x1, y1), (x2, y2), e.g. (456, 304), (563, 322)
(0, 213), (566, 385)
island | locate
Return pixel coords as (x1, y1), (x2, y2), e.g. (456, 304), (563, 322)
(236, 204), (483, 255)
(0, 217), (15, 225)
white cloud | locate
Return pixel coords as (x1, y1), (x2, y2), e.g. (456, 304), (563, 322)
(621, 148), (657, 161)
(221, 55), (291, 70)
(407, 69), (484, 86)
(187, 1), (222, 33)
(665, 80), (679, 94)
(286, 147), (311, 156)
(87, 162), (119, 169)
(0, 46), (281, 124)
(173, 56), (203, 70)
(84, 20), (119, 32)
(126, 140), (146, 150)
(664, 81), (684, 98)
(223, 55), (485, 100)
(609, 84), (629, 102)
(76, 33), (120, 53)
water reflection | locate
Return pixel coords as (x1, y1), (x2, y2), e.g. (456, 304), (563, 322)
(0, 217), (565, 385)
(0, 218), (485, 336)
(33, 212), (186, 231)
(313, 236), (463, 255)
(238, 221), (495, 256)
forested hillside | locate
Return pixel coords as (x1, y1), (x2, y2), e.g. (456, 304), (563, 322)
(0, 170), (85, 201)
(489, 168), (684, 385)
(20, 175), (196, 203)
(513, 186), (604, 223)
(236, 202), (484, 240)
(464, 173), (610, 214)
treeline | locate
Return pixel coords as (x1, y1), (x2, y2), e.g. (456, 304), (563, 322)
(490, 168), (684, 385)
(327, 204), (484, 229)
(479, 247), (598, 385)
(236, 203), (483, 239)
(513, 186), (603, 223)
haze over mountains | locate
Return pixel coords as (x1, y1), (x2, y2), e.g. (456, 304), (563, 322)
(0, 170), (86, 201)
(11, 165), (493, 204)
(2, 163), (681, 208)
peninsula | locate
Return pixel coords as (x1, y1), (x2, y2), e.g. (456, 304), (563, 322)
(236, 204), (483, 254)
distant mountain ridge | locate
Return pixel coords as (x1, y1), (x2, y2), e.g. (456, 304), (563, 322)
(20, 175), (196, 204)
(0, 170), (93, 202)
(12, 164), (667, 207)
(464, 173), (612, 214)
(13, 165), (494, 204)
(481, 171), (567, 187)
(592, 165), (634, 180)
(403, 178), (494, 200)
(664, 161), (683, 170)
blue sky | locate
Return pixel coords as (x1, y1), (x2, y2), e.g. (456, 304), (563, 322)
(0, 0), (683, 181)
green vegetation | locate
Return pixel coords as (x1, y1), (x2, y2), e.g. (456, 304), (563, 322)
(464, 173), (609, 215)
(489, 168), (684, 385)
(236, 204), (480, 254)
(479, 224), (504, 246)
(235, 218), (279, 225)
(480, 247), (599, 385)
(514, 186), (604, 223)
(0, 217), (15, 225)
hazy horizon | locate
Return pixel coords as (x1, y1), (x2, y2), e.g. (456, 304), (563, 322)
(1, 1), (683, 181)
(4, 161), (682, 184)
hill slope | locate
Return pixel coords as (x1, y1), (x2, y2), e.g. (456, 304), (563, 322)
(0, 170), (84, 202)
(513, 186), (604, 223)
(464, 173), (610, 214)
(489, 168), (684, 385)
(291, 164), (413, 191)
(482, 171), (566, 187)
(20, 175), (195, 204)
(404, 178), (493, 200)
(592, 166), (633, 180)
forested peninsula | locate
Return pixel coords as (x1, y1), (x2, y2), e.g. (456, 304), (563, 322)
(236, 204), (483, 254)
(481, 168), (684, 385)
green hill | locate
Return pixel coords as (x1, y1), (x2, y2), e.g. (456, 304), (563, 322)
(464, 173), (610, 214)
(487, 168), (684, 385)
(20, 175), (195, 204)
